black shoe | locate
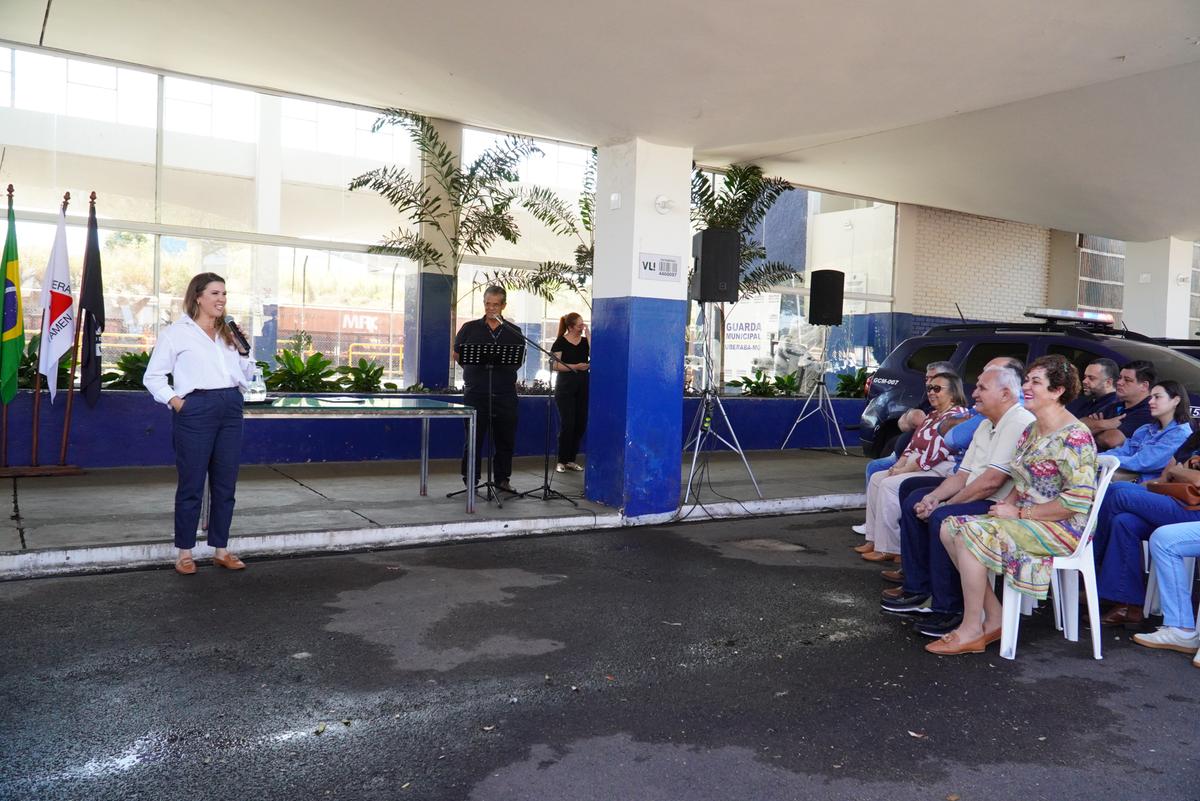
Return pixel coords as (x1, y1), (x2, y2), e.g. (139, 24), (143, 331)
(915, 612), (964, 638)
(880, 593), (931, 615)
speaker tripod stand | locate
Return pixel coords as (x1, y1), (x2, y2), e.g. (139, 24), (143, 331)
(683, 304), (763, 505)
(780, 326), (848, 454)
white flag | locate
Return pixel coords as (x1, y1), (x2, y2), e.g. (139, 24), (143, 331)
(39, 209), (75, 402)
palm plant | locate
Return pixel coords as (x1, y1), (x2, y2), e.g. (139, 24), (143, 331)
(476, 148), (596, 306)
(348, 108), (542, 276)
(482, 158), (801, 306)
(690, 163), (802, 297)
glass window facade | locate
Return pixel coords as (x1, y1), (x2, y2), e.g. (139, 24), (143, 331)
(1, 45), (417, 379)
(708, 188), (897, 389)
(2, 51), (893, 392)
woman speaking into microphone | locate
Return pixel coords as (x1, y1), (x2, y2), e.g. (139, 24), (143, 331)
(145, 272), (255, 575)
(551, 312), (589, 473)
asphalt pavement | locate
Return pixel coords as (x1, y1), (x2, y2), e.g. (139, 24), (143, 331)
(1, 511), (1196, 801)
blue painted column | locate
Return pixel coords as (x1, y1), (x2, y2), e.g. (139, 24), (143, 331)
(585, 140), (692, 517)
(403, 271), (454, 389)
(403, 117), (463, 390)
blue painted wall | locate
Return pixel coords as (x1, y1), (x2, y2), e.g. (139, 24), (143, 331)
(0, 391), (866, 470)
(585, 296), (689, 516)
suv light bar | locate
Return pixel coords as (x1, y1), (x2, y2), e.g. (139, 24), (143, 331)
(1024, 307), (1115, 326)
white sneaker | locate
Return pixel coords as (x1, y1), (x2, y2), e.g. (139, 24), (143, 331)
(1132, 626), (1200, 655)
(555, 463), (567, 473)
(851, 524), (867, 535)
(565, 462), (584, 472)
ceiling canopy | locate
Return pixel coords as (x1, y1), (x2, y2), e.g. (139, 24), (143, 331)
(7, 0), (1200, 240)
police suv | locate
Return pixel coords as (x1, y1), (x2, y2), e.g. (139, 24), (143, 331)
(859, 308), (1200, 458)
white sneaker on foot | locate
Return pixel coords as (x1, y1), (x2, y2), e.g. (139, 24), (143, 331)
(1132, 626), (1200, 655)
(851, 524), (867, 535)
(555, 463), (567, 473)
(565, 462), (584, 471)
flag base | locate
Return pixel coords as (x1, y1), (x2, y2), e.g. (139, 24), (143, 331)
(0, 465), (85, 478)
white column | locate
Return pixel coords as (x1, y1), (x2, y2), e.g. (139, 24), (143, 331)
(252, 94), (283, 360)
(1122, 237), (1193, 337)
(585, 138), (693, 516)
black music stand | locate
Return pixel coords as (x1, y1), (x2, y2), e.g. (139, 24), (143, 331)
(517, 355), (581, 508)
(448, 342), (525, 507)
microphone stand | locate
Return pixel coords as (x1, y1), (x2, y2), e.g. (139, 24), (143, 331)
(494, 316), (580, 507)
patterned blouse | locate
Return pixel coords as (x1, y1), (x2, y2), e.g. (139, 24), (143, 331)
(1012, 420), (1097, 530)
(902, 406), (968, 470)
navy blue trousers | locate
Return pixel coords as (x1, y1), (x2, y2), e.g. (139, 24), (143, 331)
(172, 388), (244, 549)
(1095, 481), (1200, 605)
(898, 476), (993, 615)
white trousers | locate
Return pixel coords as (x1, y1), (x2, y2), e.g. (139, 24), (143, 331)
(864, 462), (954, 554)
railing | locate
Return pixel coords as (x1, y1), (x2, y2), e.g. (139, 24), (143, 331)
(100, 332), (153, 368)
(346, 342), (403, 373)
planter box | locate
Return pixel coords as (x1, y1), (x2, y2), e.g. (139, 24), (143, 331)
(0, 390), (866, 469)
(682, 395), (866, 451)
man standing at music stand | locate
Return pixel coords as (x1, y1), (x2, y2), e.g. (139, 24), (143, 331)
(454, 286), (526, 493)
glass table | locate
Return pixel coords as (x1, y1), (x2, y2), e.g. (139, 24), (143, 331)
(243, 396), (478, 513)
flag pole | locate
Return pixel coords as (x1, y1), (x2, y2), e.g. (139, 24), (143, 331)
(30, 193), (70, 465)
(30, 311), (45, 466)
(58, 192), (87, 466)
(29, 192), (69, 468)
(0, 190), (81, 479)
(0, 185), (11, 469)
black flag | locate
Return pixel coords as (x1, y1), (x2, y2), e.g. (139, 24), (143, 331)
(79, 194), (105, 407)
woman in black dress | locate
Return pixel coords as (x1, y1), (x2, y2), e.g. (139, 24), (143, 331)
(551, 312), (590, 473)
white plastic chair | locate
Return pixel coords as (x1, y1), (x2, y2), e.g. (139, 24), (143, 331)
(1143, 551), (1199, 620)
(999, 454), (1119, 661)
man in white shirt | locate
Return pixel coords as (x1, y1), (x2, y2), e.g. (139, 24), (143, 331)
(881, 364), (1035, 637)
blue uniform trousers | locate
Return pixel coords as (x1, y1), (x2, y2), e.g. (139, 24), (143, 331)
(1095, 481), (1200, 605)
(898, 477), (993, 615)
(172, 388), (244, 549)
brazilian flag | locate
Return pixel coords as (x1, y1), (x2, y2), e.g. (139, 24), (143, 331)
(0, 196), (23, 405)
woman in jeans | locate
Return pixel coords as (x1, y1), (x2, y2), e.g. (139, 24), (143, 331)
(145, 272), (255, 575)
(1133, 522), (1200, 667)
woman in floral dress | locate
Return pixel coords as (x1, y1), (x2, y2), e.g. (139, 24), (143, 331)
(927, 355), (1098, 656)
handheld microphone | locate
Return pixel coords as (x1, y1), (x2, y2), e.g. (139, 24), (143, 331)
(225, 316), (251, 357)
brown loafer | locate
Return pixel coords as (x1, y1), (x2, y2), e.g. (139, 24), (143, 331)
(213, 553), (246, 570)
(852, 542), (875, 554)
(880, 568), (904, 584)
(174, 555), (196, 575)
(983, 626), (1002, 645)
(925, 630), (988, 655)
(861, 550), (898, 563)
(881, 586), (905, 600)
(1100, 604), (1142, 627)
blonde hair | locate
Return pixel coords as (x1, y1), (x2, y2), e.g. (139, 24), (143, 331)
(557, 312), (583, 339)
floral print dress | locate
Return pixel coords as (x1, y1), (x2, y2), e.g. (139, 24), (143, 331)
(943, 421), (1097, 599)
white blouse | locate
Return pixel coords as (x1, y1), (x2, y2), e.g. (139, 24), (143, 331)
(144, 316), (254, 405)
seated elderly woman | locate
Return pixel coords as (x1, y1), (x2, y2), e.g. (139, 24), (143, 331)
(928, 355), (1097, 655)
(857, 372), (968, 562)
(1091, 417), (1200, 627)
(1105, 380), (1192, 483)
(1132, 522), (1200, 667)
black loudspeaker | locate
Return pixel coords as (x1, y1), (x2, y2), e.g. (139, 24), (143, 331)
(807, 269), (844, 325)
(690, 228), (740, 303)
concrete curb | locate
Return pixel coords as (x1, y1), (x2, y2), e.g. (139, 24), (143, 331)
(0, 492), (865, 580)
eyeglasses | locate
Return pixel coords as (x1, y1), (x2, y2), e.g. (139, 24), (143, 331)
(925, 385), (945, 393)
